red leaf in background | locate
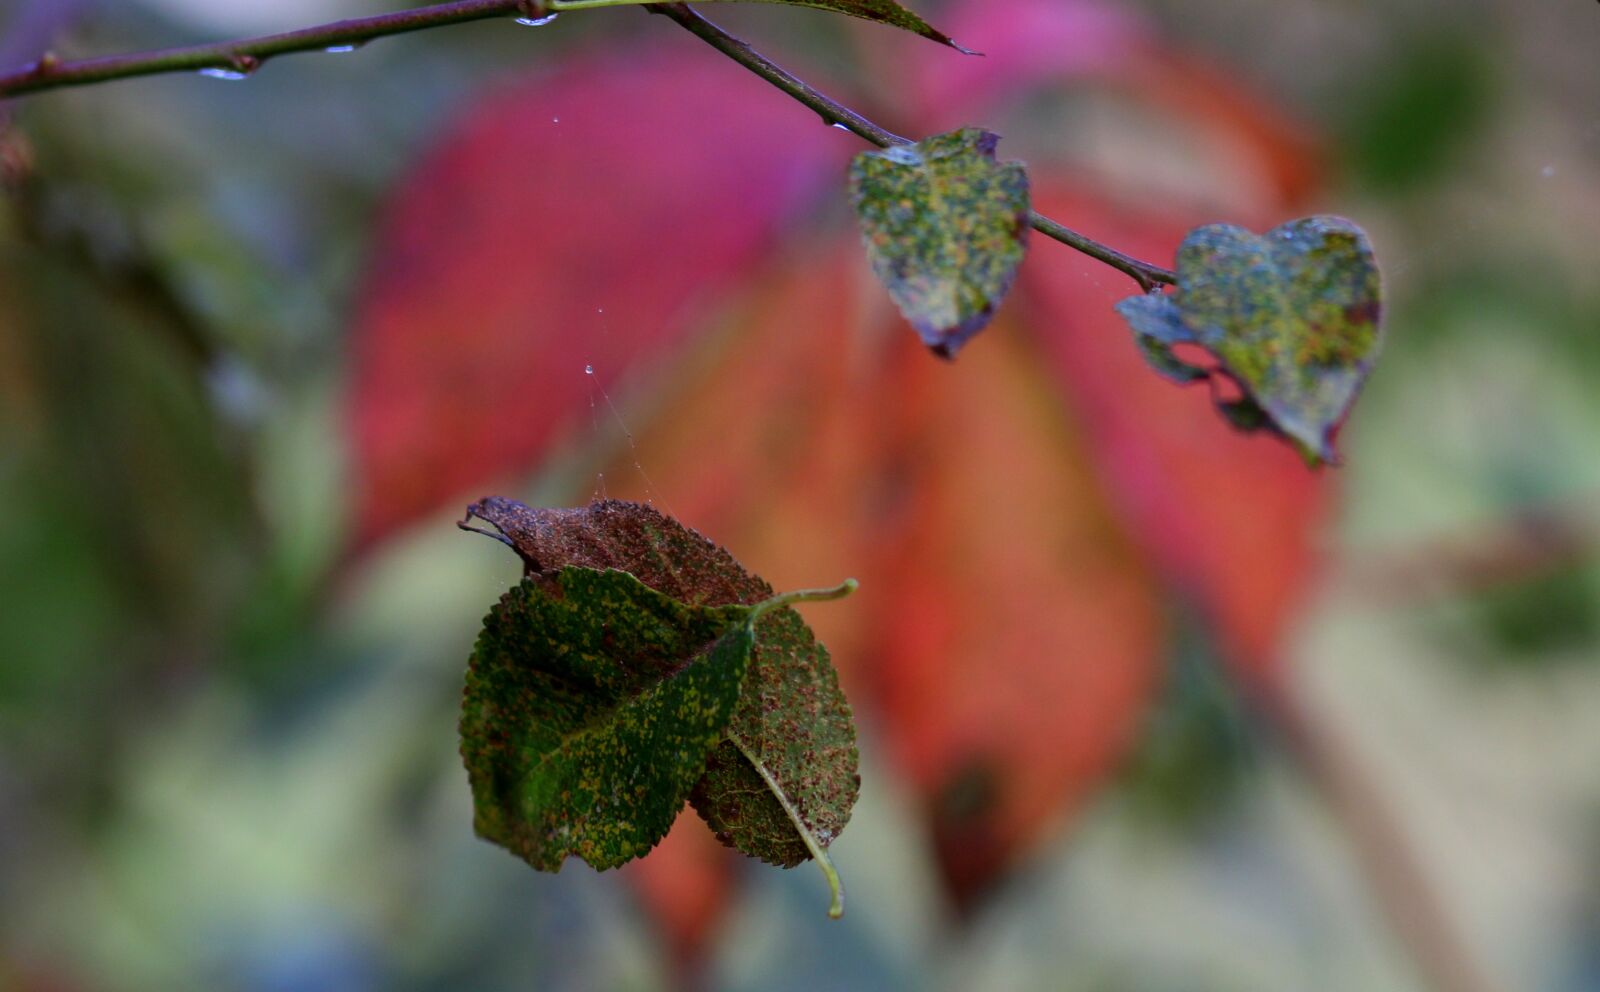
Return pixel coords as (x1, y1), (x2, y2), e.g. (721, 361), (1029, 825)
(594, 243), (1161, 912)
(347, 0), (1331, 952)
(895, 0), (1150, 126)
(347, 45), (846, 551)
(890, 0), (1320, 211)
(859, 314), (1161, 906)
(618, 815), (738, 978)
(1019, 187), (1329, 685)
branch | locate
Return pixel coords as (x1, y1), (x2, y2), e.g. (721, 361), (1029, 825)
(0, 0), (1178, 291)
(1342, 497), (1600, 604)
(1255, 676), (1504, 992)
(652, 3), (1177, 291)
(0, 0), (534, 96)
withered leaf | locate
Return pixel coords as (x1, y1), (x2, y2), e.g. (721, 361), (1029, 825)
(461, 498), (859, 915)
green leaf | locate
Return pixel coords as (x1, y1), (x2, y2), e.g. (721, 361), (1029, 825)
(461, 498), (860, 916)
(1115, 215), (1383, 465)
(849, 127), (1031, 357)
(550, 0), (973, 52)
(460, 566), (754, 872)
(690, 604), (856, 871)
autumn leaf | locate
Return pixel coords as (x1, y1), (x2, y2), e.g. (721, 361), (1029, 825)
(1021, 187), (1329, 685)
(667, 0), (973, 53)
(849, 127), (1030, 357)
(619, 815), (738, 973)
(347, 50), (847, 551)
(461, 566), (754, 871)
(1116, 216), (1383, 465)
(460, 497), (860, 915)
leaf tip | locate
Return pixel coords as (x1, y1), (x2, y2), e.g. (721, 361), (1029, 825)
(458, 498), (518, 551)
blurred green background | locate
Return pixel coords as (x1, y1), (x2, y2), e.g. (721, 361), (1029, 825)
(2, 0), (1599, 990)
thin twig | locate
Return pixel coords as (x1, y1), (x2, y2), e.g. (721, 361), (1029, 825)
(0, 0), (1177, 290)
(0, 0), (534, 96)
(652, 3), (1177, 290)
(1342, 497), (1600, 604)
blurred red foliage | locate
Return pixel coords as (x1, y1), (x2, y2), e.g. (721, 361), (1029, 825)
(348, 0), (1329, 961)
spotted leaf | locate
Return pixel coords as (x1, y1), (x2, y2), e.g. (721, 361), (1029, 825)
(461, 567), (753, 872)
(849, 127), (1030, 357)
(1116, 215), (1383, 464)
(461, 498), (860, 914)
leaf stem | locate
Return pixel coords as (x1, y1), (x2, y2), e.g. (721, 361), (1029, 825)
(728, 731), (846, 919)
(0, 0), (531, 97)
(748, 577), (859, 623)
(651, 3), (1178, 291)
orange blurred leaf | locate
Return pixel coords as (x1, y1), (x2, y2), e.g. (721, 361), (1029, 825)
(347, 46), (845, 550)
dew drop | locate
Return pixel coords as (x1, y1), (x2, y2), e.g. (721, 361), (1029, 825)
(324, 42), (363, 54)
(831, 122), (851, 131)
(1541, 164), (1557, 178)
(584, 364), (594, 375)
(515, 13), (559, 26)
(198, 67), (250, 81)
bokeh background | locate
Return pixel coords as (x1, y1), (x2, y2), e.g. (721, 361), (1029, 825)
(2, 0), (1599, 990)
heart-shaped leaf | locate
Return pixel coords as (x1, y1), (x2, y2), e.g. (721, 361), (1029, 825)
(849, 127), (1031, 357)
(461, 566), (754, 871)
(1115, 215), (1382, 465)
(461, 498), (860, 915)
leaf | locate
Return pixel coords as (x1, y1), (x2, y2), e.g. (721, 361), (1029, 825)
(1115, 292), (1209, 384)
(461, 498), (860, 914)
(863, 312), (1163, 905)
(460, 566), (754, 871)
(849, 127), (1031, 357)
(617, 816), (739, 972)
(589, 252), (1163, 909)
(891, 0), (1147, 127)
(890, 0), (1322, 210)
(347, 51), (847, 550)
(1023, 186), (1330, 684)
(679, 0), (973, 53)
(1116, 216), (1384, 465)
(689, 603), (857, 870)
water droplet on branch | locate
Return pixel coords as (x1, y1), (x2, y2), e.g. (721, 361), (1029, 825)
(198, 53), (258, 80)
(515, 13), (559, 26)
